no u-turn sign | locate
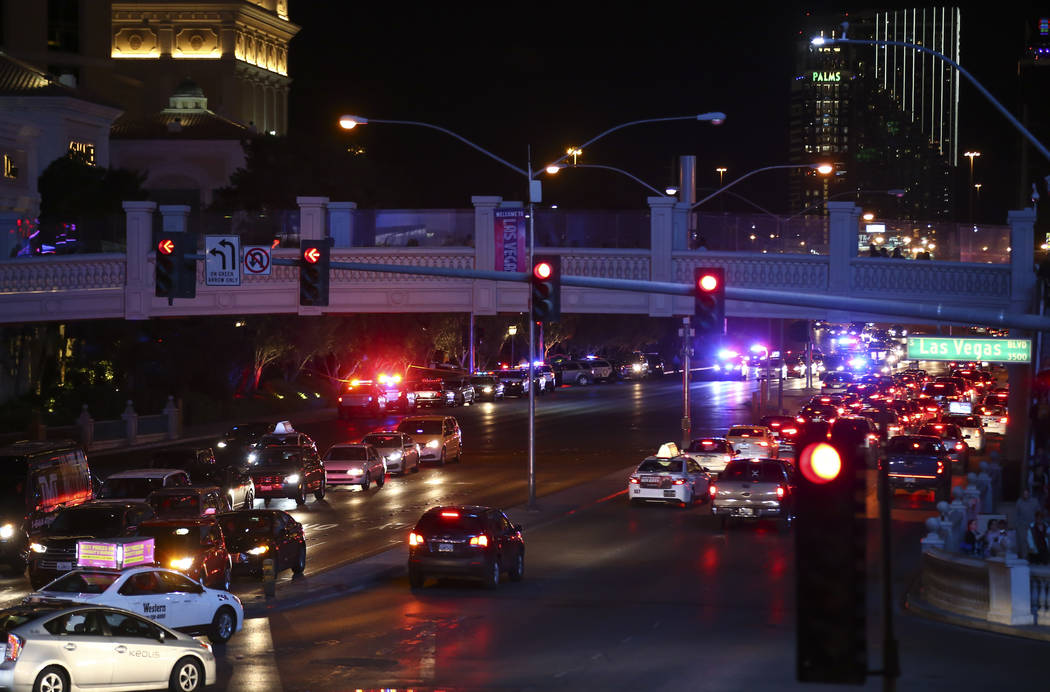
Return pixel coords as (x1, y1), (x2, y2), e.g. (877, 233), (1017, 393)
(243, 245), (272, 276)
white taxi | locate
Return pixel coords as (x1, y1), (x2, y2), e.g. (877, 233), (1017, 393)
(628, 448), (711, 507)
(726, 425), (779, 459)
(32, 565), (243, 644)
(978, 405), (1007, 437)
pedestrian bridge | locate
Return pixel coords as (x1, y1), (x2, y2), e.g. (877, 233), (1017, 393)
(0, 196), (1037, 326)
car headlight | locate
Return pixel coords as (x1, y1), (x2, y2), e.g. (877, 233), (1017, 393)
(247, 545), (269, 555)
(426, 440), (440, 449)
(348, 467), (363, 475)
(247, 452), (258, 464)
(0, 524), (14, 540)
(483, 386), (493, 393)
(285, 473), (300, 484)
(29, 542), (47, 554)
(387, 451), (403, 461)
(216, 441), (227, 449)
(169, 557), (194, 571)
(632, 363), (642, 372)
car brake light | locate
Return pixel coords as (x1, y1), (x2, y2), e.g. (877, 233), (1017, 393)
(673, 478), (687, 485)
(709, 484), (718, 497)
(409, 532), (423, 546)
(337, 396), (343, 403)
(4, 633), (22, 662)
(776, 485), (785, 499)
(440, 511), (459, 518)
(934, 424), (944, 430)
(783, 428), (797, 435)
(937, 461), (944, 475)
(955, 442), (965, 451)
(1000, 417), (1008, 423)
(629, 476), (640, 484)
(796, 416), (806, 423)
(469, 535), (489, 547)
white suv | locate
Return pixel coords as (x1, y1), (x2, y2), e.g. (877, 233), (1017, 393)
(396, 416), (462, 465)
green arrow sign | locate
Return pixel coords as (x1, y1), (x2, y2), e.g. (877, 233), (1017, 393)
(906, 337), (1031, 363)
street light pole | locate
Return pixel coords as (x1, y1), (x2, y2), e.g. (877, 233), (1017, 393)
(964, 151), (981, 224)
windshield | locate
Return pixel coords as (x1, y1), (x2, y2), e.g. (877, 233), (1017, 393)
(0, 610), (42, 634)
(728, 427), (764, 437)
(138, 524), (207, 552)
(220, 514), (272, 538)
(100, 477), (165, 500)
(923, 383), (957, 395)
(397, 420), (442, 435)
(148, 494), (200, 516)
(48, 507), (124, 536)
(687, 440), (728, 453)
(722, 461), (783, 483)
(637, 458), (684, 473)
(44, 571), (121, 594)
(470, 377), (495, 385)
(362, 435), (399, 448)
(255, 449), (303, 467)
(945, 416), (979, 427)
(919, 425), (955, 438)
(416, 511), (485, 534)
(325, 447), (367, 461)
(886, 438), (942, 454)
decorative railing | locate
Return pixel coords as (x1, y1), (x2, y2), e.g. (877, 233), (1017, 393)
(672, 252), (829, 292)
(330, 248), (475, 282)
(850, 258), (1011, 302)
(1032, 565), (1050, 624)
(0, 254), (126, 293)
(544, 248), (650, 281)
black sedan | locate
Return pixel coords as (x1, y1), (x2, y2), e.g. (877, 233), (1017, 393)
(218, 509), (306, 577)
(469, 375), (505, 401)
(248, 447), (326, 505)
(408, 505), (524, 588)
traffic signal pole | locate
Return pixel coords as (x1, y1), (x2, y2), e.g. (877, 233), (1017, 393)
(527, 158), (537, 511)
(681, 316), (692, 449)
(879, 444), (901, 690)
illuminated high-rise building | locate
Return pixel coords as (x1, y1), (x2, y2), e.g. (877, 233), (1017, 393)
(0, 1), (298, 134)
(789, 7), (961, 221)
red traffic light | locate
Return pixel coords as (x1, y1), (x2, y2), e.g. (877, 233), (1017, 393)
(303, 247), (322, 264)
(799, 442), (842, 484)
(157, 239), (175, 255)
(698, 273), (719, 292)
(533, 261), (553, 280)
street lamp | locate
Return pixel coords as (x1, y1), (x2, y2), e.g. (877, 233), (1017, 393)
(507, 324), (518, 365)
(811, 36), (1050, 164)
(964, 151), (981, 224)
(690, 163), (833, 210)
(338, 110), (727, 509)
(544, 163), (671, 197)
(716, 167), (728, 186)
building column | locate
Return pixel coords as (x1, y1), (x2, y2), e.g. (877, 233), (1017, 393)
(1006, 207), (1038, 491)
(672, 201), (691, 251)
(826, 201), (860, 322)
(648, 196), (676, 316)
(123, 201), (157, 320)
(328, 202), (357, 247)
(471, 195), (501, 316)
(296, 197), (329, 242)
(159, 205), (191, 233)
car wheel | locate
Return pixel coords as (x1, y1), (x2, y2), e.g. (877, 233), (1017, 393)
(314, 479), (326, 500)
(209, 606), (237, 644)
(578, 375), (590, 385)
(361, 473), (371, 491)
(169, 656), (204, 692)
(376, 472), (385, 488)
(243, 490), (254, 510)
(292, 545), (306, 574)
(508, 550), (524, 582)
(409, 566), (424, 588)
(295, 484), (307, 505)
(411, 460), (420, 473)
(263, 498), (271, 507)
(484, 557), (501, 589)
(33, 666), (68, 692)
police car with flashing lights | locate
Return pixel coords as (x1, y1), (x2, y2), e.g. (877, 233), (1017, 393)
(29, 537), (243, 644)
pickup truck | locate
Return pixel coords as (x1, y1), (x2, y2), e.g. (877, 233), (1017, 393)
(709, 458), (795, 529)
(884, 434), (952, 501)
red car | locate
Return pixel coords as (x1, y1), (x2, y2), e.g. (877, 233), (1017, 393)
(138, 517), (233, 590)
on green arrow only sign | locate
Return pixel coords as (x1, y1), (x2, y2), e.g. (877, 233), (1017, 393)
(906, 337), (1031, 363)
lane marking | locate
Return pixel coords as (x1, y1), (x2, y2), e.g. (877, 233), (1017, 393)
(224, 616), (282, 692)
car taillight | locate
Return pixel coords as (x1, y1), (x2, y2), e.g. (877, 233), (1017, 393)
(776, 485), (785, 499)
(409, 532), (423, 546)
(673, 478), (687, 485)
(629, 476), (640, 484)
(1000, 417), (1008, 423)
(709, 484), (718, 497)
(955, 442), (965, 451)
(469, 535), (489, 547)
(337, 396), (343, 403)
(4, 633), (21, 662)
(937, 461), (944, 475)
(796, 416), (806, 423)
(783, 428), (798, 436)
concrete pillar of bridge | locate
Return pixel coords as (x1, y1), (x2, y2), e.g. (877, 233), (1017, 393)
(672, 202), (691, 252)
(158, 205), (190, 233)
(1005, 207), (1038, 497)
(471, 196), (501, 316)
(328, 202), (357, 247)
(826, 201), (860, 322)
(649, 196), (676, 316)
(123, 200), (157, 320)
(296, 197), (329, 242)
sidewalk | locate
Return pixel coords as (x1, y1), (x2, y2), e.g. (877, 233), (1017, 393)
(238, 464), (637, 618)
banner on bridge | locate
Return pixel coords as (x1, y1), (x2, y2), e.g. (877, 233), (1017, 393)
(906, 337), (1031, 363)
(494, 208), (525, 272)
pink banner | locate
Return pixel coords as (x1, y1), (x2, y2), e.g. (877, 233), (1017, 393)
(494, 208), (526, 272)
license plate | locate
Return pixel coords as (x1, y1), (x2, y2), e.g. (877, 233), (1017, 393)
(437, 543), (453, 552)
(663, 490), (676, 498)
(641, 475), (659, 484)
(257, 484), (275, 491)
(738, 508), (754, 517)
(56, 562), (72, 571)
(904, 477), (916, 484)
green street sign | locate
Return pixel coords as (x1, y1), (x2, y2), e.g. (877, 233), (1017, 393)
(906, 337), (1032, 363)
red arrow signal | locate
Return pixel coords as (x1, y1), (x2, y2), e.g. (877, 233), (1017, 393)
(303, 247), (321, 264)
(157, 239), (175, 255)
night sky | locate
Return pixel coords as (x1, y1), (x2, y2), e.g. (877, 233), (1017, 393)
(286, 1), (1045, 221)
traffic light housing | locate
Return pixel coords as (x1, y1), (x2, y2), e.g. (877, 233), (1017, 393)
(299, 240), (330, 307)
(795, 424), (868, 684)
(154, 233), (196, 303)
(693, 267), (725, 335)
(531, 255), (560, 323)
